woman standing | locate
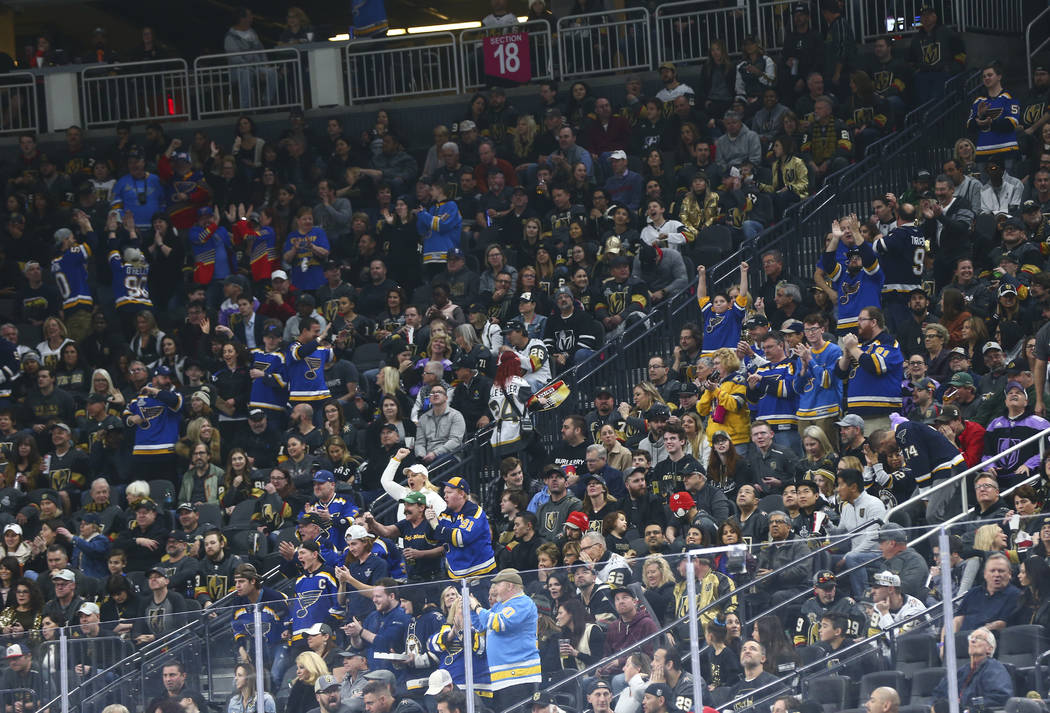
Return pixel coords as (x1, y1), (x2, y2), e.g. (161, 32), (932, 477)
(698, 349), (750, 452)
(378, 197), (423, 293)
(211, 341), (251, 442)
(489, 351), (533, 459)
(129, 311), (165, 365)
(282, 209), (330, 293)
(231, 116), (266, 176)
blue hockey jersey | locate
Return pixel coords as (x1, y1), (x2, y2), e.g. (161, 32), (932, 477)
(231, 586), (289, 651)
(823, 241), (884, 332)
(834, 331), (904, 416)
(290, 566), (338, 638)
(248, 348), (287, 412)
(747, 357), (799, 430)
(431, 500), (496, 578)
(967, 91), (1021, 157)
(286, 340), (333, 402)
(52, 243), (94, 311)
(123, 387), (183, 455)
(894, 419), (965, 486)
(418, 200), (462, 265)
(795, 340), (844, 420)
(109, 251), (152, 310)
(699, 295), (747, 357)
(428, 617), (492, 695)
(875, 224), (926, 295)
(477, 592), (541, 691)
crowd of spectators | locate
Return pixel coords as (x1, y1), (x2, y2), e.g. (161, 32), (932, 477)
(5, 1), (1050, 713)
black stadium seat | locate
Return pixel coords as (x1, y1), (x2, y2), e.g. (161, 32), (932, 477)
(997, 625), (1047, 669)
(860, 671), (910, 705)
(804, 674), (852, 713)
(909, 667), (946, 706)
(895, 631), (940, 668)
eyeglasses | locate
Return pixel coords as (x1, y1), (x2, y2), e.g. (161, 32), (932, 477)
(857, 317), (874, 323)
(975, 483), (999, 491)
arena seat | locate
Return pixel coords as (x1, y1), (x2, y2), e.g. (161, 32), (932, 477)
(803, 674), (852, 712)
(895, 631), (940, 669)
(859, 671), (910, 705)
(908, 667), (947, 706)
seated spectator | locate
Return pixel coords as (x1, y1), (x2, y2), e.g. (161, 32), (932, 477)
(932, 627), (1012, 710)
(950, 552), (1021, 634)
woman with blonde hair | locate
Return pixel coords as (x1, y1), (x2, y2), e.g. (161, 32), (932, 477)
(176, 416), (222, 465)
(618, 381), (668, 421)
(36, 316), (72, 370)
(698, 348), (750, 451)
(88, 368), (126, 412)
(130, 310), (165, 364)
(973, 524), (1018, 564)
(380, 446), (446, 521)
(954, 137), (980, 177)
(681, 411), (711, 466)
(796, 425), (838, 483)
(509, 114), (540, 169)
(375, 365), (412, 416)
(642, 554), (676, 622)
(285, 652), (328, 713)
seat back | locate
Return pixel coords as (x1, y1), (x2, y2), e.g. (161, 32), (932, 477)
(196, 503), (222, 530)
(895, 631), (939, 668)
(859, 671), (909, 705)
(797, 645), (825, 666)
(909, 667), (946, 705)
(804, 674), (850, 711)
(998, 624), (1047, 667)
(351, 342), (385, 371)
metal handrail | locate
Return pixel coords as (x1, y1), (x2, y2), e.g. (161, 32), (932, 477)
(58, 563), (284, 705)
(725, 591), (956, 712)
(496, 521), (882, 713)
(1027, 6), (1050, 87)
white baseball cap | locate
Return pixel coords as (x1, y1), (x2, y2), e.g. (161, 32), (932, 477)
(271, 269), (289, 281)
(3, 524), (21, 536)
(345, 524), (371, 542)
(426, 669), (453, 695)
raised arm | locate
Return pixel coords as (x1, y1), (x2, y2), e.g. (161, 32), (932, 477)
(696, 265), (707, 301)
(739, 260), (749, 300)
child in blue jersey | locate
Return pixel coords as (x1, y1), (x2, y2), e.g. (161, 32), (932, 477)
(821, 217), (884, 334)
(282, 209), (330, 292)
(696, 261), (750, 358)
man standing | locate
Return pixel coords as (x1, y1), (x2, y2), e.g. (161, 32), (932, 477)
(427, 477), (496, 579)
(744, 422), (798, 495)
(470, 569), (540, 711)
(834, 307), (903, 434)
(414, 385), (465, 466)
(924, 176), (976, 289)
(123, 365), (183, 484)
(535, 466), (582, 540)
(831, 469), (887, 598)
(346, 579), (411, 675)
(747, 331), (800, 453)
(794, 314), (842, 445)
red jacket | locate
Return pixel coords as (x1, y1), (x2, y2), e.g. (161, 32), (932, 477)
(957, 419), (986, 468)
(582, 116), (631, 155)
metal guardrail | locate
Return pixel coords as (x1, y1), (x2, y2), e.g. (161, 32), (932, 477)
(193, 47), (303, 118)
(460, 20), (554, 91)
(655, 0), (752, 66)
(1027, 6), (1050, 87)
(0, 72), (37, 136)
(956, 0), (1024, 34)
(80, 58), (190, 128)
(344, 31), (459, 103)
(557, 7), (651, 81)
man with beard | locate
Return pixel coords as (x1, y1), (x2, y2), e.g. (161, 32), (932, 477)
(895, 289), (936, 358)
(133, 566), (190, 645)
(822, 225), (884, 336)
(622, 467), (666, 537)
(834, 308), (903, 435)
(194, 528), (244, 607)
(545, 287), (602, 371)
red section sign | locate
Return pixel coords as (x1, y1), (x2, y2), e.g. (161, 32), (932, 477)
(483, 32), (532, 83)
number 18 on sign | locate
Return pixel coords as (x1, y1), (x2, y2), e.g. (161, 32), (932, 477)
(483, 32), (531, 83)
